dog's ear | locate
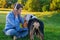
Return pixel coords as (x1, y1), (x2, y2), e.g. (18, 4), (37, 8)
(30, 15), (33, 19)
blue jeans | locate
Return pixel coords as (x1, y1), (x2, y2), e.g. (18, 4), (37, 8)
(5, 28), (28, 38)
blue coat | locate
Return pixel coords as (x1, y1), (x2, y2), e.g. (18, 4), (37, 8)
(3, 11), (28, 37)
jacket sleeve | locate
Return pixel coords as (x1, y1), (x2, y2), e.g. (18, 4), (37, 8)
(6, 13), (19, 27)
(19, 16), (24, 24)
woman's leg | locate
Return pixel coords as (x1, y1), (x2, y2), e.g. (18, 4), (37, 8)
(5, 28), (28, 38)
(5, 29), (17, 36)
(18, 28), (28, 38)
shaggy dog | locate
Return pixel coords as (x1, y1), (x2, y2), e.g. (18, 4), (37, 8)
(24, 14), (44, 40)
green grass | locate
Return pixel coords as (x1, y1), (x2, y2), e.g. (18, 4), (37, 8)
(0, 12), (60, 40)
(43, 13), (60, 40)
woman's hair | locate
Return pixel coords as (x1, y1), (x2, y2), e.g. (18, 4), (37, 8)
(14, 3), (23, 10)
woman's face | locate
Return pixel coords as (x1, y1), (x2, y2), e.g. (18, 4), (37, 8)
(17, 8), (22, 14)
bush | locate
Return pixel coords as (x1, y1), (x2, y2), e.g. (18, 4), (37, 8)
(50, 0), (60, 11)
(24, 0), (51, 12)
(21, 0), (27, 6)
(5, 0), (17, 8)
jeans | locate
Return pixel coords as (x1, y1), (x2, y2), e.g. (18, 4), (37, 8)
(5, 28), (28, 38)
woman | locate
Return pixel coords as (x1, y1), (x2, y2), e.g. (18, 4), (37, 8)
(3, 3), (28, 39)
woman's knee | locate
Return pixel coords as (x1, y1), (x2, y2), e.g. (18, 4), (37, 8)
(5, 29), (17, 36)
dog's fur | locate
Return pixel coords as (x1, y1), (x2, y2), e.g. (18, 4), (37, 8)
(24, 14), (44, 40)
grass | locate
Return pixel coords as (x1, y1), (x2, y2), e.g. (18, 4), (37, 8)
(0, 12), (60, 40)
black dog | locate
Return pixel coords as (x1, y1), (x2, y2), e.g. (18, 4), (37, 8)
(28, 18), (44, 40)
(24, 14), (44, 40)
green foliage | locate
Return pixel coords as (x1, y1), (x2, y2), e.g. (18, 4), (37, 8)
(6, 0), (17, 4)
(24, 0), (60, 12)
(24, 0), (32, 11)
(24, 0), (51, 12)
(24, 0), (41, 11)
(0, 0), (6, 8)
(50, 0), (60, 10)
(21, 0), (27, 6)
(42, 5), (50, 11)
(0, 0), (60, 11)
(5, 0), (17, 8)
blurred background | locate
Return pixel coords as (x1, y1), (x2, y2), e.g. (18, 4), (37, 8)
(0, 0), (60, 12)
(0, 0), (60, 40)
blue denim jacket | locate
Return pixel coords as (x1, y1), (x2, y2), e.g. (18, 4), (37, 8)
(4, 11), (28, 32)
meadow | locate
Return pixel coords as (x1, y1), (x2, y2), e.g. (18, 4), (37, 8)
(0, 11), (60, 40)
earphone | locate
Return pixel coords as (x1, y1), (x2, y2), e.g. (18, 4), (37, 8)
(14, 3), (18, 10)
(14, 3), (23, 10)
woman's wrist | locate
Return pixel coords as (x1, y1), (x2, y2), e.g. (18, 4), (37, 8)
(15, 15), (18, 18)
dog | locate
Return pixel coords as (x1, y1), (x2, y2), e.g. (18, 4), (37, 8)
(24, 14), (44, 40)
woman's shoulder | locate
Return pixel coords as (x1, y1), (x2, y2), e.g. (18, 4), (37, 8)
(6, 11), (14, 18)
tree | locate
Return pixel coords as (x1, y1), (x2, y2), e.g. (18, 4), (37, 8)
(50, 0), (60, 11)
(5, 0), (17, 8)
(21, 0), (27, 6)
(0, 0), (6, 8)
(24, 0), (51, 12)
(24, 0), (41, 12)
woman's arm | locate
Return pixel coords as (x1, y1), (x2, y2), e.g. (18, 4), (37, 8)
(6, 13), (19, 27)
(20, 16), (24, 24)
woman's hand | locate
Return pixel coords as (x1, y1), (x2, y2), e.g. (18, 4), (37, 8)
(15, 14), (18, 18)
(22, 20), (28, 28)
(13, 10), (18, 18)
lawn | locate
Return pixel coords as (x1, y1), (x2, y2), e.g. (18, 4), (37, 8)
(0, 12), (60, 40)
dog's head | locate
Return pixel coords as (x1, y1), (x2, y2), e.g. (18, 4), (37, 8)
(23, 14), (37, 28)
(24, 14), (40, 33)
(24, 14), (37, 23)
